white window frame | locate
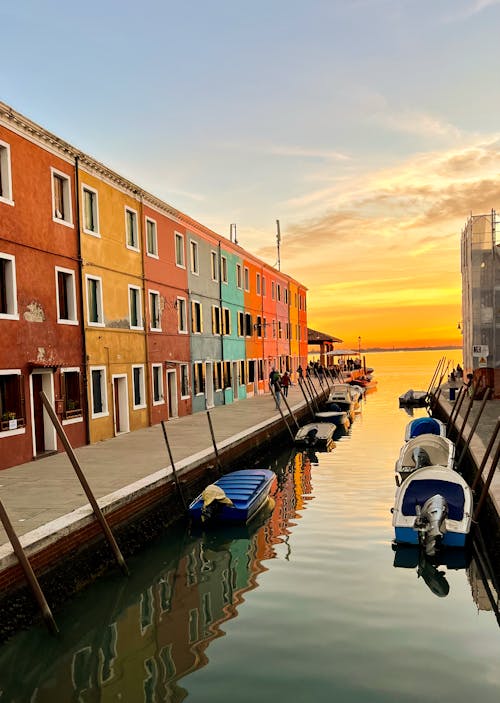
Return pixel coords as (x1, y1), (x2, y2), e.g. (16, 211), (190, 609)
(151, 363), (164, 405)
(0, 369), (25, 437)
(85, 274), (104, 326)
(244, 267), (249, 292)
(236, 263), (242, 289)
(211, 251), (218, 281)
(128, 284), (143, 330)
(256, 273), (261, 295)
(90, 366), (108, 418)
(145, 216), (158, 258)
(192, 361), (204, 396)
(222, 306), (231, 335)
(61, 366), (83, 425)
(180, 364), (190, 399)
(177, 296), (188, 333)
(175, 232), (185, 268)
(149, 289), (161, 331)
(0, 252), (19, 320)
(190, 239), (199, 275)
(221, 256), (228, 284)
(262, 276), (267, 297)
(125, 206), (139, 251)
(212, 305), (221, 335)
(82, 184), (100, 237)
(191, 300), (202, 334)
(51, 167), (73, 227)
(55, 266), (78, 325)
(0, 140), (14, 206)
(132, 364), (147, 409)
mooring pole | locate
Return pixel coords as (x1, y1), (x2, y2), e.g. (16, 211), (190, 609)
(446, 385), (467, 435)
(160, 420), (188, 512)
(456, 388), (491, 470)
(39, 391), (129, 576)
(473, 438), (500, 522)
(271, 387), (295, 441)
(298, 378), (315, 420)
(471, 418), (500, 493)
(427, 357), (443, 396)
(281, 390), (300, 431)
(205, 405), (223, 475)
(0, 498), (59, 635)
(455, 385), (478, 448)
(305, 376), (320, 412)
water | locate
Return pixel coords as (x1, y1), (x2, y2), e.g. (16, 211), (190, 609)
(1, 350), (500, 702)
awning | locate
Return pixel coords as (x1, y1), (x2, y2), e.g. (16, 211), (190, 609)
(325, 349), (360, 356)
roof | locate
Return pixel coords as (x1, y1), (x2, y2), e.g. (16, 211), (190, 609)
(307, 328), (343, 344)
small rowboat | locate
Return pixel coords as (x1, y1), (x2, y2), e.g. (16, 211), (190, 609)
(294, 422), (336, 448)
(189, 469), (276, 524)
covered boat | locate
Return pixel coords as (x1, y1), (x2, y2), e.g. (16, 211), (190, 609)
(399, 389), (428, 407)
(395, 434), (455, 481)
(328, 384), (359, 415)
(294, 422), (336, 448)
(314, 401), (349, 427)
(189, 469), (276, 524)
(404, 416), (446, 441)
(392, 465), (473, 554)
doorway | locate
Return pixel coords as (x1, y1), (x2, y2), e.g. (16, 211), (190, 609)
(30, 370), (56, 457)
(167, 370), (178, 419)
(112, 375), (129, 435)
(205, 362), (214, 408)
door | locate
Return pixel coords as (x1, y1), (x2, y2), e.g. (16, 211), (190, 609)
(112, 375), (129, 435)
(30, 370), (56, 457)
(167, 370), (178, 419)
(205, 362), (214, 408)
(32, 375), (45, 454)
(232, 361), (239, 401)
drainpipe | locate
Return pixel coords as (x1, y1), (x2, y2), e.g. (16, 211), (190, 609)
(138, 192), (152, 427)
(74, 155), (91, 446)
(218, 241), (226, 404)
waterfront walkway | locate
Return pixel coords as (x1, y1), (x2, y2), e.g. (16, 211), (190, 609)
(0, 384), (311, 549)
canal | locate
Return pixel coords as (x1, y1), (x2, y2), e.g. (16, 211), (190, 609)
(1, 350), (500, 702)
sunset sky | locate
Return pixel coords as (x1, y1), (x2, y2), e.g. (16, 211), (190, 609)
(3, 0), (500, 348)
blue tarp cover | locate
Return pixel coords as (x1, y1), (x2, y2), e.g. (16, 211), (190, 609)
(409, 417), (441, 437)
(401, 479), (465, 521)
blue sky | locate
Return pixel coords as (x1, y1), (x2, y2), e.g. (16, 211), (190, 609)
(2, 0), (500, 345)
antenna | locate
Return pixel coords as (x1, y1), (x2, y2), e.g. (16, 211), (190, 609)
(234, 223), (238, 245)
(229, 223), (238, 245)
(276, 219), (281, 271)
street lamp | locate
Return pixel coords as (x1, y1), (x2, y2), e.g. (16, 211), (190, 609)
(358, 336), (361, 354)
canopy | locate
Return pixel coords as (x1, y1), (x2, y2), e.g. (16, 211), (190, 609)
(325, 349), (360, 356)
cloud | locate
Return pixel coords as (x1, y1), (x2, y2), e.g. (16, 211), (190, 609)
(445, 0), (500, 21)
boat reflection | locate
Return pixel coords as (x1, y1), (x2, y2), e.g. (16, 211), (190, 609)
(393, 545), (471, 598)
(0, 451), (314, 702)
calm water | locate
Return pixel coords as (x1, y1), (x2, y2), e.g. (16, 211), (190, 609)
(1, 350), (500, 702)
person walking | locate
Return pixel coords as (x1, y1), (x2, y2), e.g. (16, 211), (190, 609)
(280, 370), (291, 397)
(297, 364), (303, 380)
(269, 368), (282, 408)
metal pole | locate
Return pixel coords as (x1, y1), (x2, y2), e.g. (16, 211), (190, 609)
(298, 378), (315, 420)
(39, 391), (129, 575)
(160, 420), (188, 512)
(0, 498), (59, 635)
(271, 386), (295, 441)
(427, 356), (444, 396)
(281, 389), (300, 431)
(446, 385), (466, 435)
(205, 406), (223, 475)
(456, 388), (491, 470)
(471, 418), (500, 492)
(455, 385), (478, 448)
(473, 438), (500, 522)
(305, 375), (320, 412)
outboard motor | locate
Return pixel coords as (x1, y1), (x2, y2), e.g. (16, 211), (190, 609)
(412, 446), (432, 470)
(414, 494), (448, 556)
(305, 427), (318, 446)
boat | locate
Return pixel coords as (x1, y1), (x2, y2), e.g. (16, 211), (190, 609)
(189, 469), (276, 524)
(404, 416), (446, 440)
(294, 422), (336, 449)
(399, 389), (428, 407)
(392, 544), (470, 597)
(328, 384), (360, 414)
(314, 401), (349, 427)
(391, 465), (473, 554)
(395, 434), (455, 482)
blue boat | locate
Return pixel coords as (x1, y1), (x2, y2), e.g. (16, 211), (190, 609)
(404, 416), (446, 440)
(189, 469), (276, 524)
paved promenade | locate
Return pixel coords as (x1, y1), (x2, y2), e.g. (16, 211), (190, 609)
(0, 384), (311, 549)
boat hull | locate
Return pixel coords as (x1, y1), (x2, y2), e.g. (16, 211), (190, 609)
(394, 526), (467, 548)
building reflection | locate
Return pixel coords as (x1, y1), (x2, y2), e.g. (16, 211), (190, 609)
(0, 452), (313, 702)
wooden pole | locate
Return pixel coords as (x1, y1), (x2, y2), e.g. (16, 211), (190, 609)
(456, 389), (491, 470)
(271, 386), (295, 441)
(298, 378), (315, 420)
(281, 390), (300, 431)
(473, 439), (500, 522)
(160, 421), (188, 512)
(39, 391), (129, 575)
(0, 498), (59, 635)
(455, 385), (478, 447)
(205, 407), (223, 475)
(471, 418), (500, 492)
(446, 385), (467, 435)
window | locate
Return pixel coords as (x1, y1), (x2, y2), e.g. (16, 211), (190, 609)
(177, 297), (187, 333)
(272, 320), (276, 338)
(222, 307), (231, 335)
(239, 360), (246, 385)
(0, 141), (13, 204)
(51, 169), (72, 225)
(212, 305), (221, 335)
(193, 362), (205, 395)
(256, 273), (261, 295)
(0, 371), (25, 431)
(132, 365), (146, 408)
(244, 267), (249, 291)
(175, 233), (185, 267)
(223, 361), (231, 389)
(146, 217), (158, 257)
(256, 315), (262, 337)
(152, 364), (163, 404)
(128, 285), (143, 329)
(149, 290), (161, 331)
(86, 275), (103, 326)
(211, 251), (218, 281)
(237, 311), (244, 336)
(82, 185), (99, 235)
(245, 313), (252, 336)
(221, 256), (228, 283)
(262, 276), (266, 297)
(180, 364), (189, 397)
(190, 240), (199, 274)
(213, 362), (223, 391)
(191, 300), (202, 333)
(0, 253), (18, 319)
(271, 281), (275, 300)
(278, 321), (282, 338)
(55, 267), (77, 324)
(125, 207), (139, 250)
(90, 367), (108, 417)
(61, 369), (82, 420)
(236, 264), (242, 289)
(263, 316), (267, 338)
(284, 288), (288, 304)
(277, 284), (281, 302)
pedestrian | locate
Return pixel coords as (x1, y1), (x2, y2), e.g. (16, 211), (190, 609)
(280, 370), (291, 397)
(456, 363), (463, 379)
(269, 368), (282, 408)
(297, 364), (303, 380)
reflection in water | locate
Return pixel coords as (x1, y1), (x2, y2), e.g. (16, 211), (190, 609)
(0, 451), (313, 702)
(393, 545), (471, 598)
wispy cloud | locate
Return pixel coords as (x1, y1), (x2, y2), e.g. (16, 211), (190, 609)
(444, 0), (500, 21)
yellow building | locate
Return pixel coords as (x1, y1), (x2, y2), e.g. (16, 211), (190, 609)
(78, 161), (148, 443)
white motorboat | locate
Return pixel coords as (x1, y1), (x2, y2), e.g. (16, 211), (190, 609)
(404, 416), (446, 441)
(399, 389), (428, 407)
(294, 422), (336, 449)
(328, 384), (360, 414)
(395, 434), (455, 482)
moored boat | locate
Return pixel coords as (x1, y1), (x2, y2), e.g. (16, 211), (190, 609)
(399, 389), (428, 407)
(294, 422), (336, 449)
(314, 401), (349, 427)
(189, 469), (276, 524)
(404, 416), (446, 441)
(395, 434), (455, 482)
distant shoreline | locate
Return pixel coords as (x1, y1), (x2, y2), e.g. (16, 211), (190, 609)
(361, 346), (462, 353)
